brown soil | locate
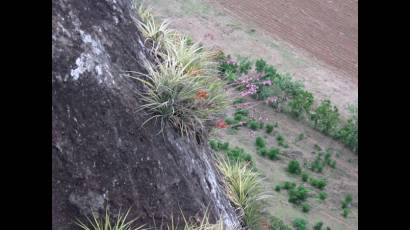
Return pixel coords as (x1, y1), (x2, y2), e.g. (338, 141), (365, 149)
(210, 0), (358, 80)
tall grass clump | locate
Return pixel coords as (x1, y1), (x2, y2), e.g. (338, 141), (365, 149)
(217, 159), (268, 229)
(76, 208), (146, 230)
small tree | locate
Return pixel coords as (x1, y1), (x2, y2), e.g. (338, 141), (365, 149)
(311, 100), (340, 136)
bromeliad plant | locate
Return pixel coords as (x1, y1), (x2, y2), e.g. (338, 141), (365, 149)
(217, 159), (269, 229)
(129, 56), (228, 137)
(76, 208), (146, 230)
(130, 7), (229, 138)
(162, 35), (217, 77)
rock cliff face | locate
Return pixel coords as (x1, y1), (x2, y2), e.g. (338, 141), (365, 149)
(51, 0), (239, 229)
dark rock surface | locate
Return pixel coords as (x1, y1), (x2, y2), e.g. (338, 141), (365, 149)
(52, 0), (239, 229)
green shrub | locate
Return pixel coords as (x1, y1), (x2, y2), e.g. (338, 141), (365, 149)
(276, 134), (288, 148)
(295, 133), (304, 142)
(255, 136), (266, 148)
(283, 181), (296, 190)
(259, 122), (264, 129)
(288, 90), (314, 119)
(219, 57), (237, 74)
(310, 155), (324, 173)
(225, 70), (237, 82)
(218, 142), (229, 151)
(255, 85), (281, 100)
(275, 185), (282, 192)
(287, 160), (302, 175)
(271, 73), (304, 97)
(342, 208), (350, 218)
(255, 58), (267, 73)
(258, 147), (268, 157)
(301, 172), (309, 182)
(209, 140), (218, 151)
(288, 185), (309, 205)
(318, 192), (327, 201)
(337, 105), (358, 153)
(341, 194), (353, 209)
(248, 120), (260, 130)
(267, 148), (280, 160)
(234, 113), (245, 121)
(328, 160), (336, 169)
(313, 221), (324, 230)
(309, 178), (327, 190)
(311, 100), (340, 136)
(233, 98), (246, 104)
(225, 117), (236, 125)
(269, 216), (292, 230)
(266, 124), (274, 134)
(302, 203), (310, 213)
(313, 144), (322, 151)
(238, 57), (252, 74)
(226, 147), (252, 163)
(235, 108), (249, 117)
(292, 218), (307, 230)
(264, 65), (277, 78)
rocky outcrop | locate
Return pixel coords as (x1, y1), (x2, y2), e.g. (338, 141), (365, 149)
(52, 0), (239, 229)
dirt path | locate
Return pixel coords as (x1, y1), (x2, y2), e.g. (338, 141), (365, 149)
(147, 0), (357, 119)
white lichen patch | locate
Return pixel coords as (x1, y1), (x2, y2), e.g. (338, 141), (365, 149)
(70, 30), (114, 85)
